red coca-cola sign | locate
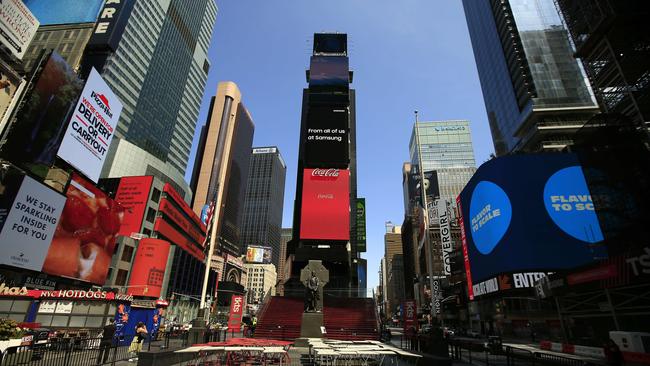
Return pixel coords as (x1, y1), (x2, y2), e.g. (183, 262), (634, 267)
(311, 168), (340, 177)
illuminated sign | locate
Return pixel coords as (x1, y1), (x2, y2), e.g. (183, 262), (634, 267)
(128, 238), (170, 297)
(300, 169), (350, 241)
(115, 176), (153, 236)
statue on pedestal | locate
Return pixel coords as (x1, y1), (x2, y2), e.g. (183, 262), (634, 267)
(305, 271), (320, 312)
(300, 261), (329, 313)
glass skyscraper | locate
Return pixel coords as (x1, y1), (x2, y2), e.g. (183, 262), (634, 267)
(99, 0), (218, 200)
(240, 147), (287, 269)
(409, 120), (477, 201)
(463, 0), (599, 155)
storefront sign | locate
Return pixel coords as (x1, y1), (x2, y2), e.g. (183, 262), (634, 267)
(23, 276), (56, 290)
(0, 175), (66, 271)
(0, 283), (28, 296)
(37, 300), (56, 313)
(55, 300), (73, 314)
(57, 68), (122, 183)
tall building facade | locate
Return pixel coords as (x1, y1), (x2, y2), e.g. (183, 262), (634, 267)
(191, 81), (255, 259)
(463, 0), (599, 155)
(81, 0), (218, 200)
(555, 1), (650, 126)
(244, 263), (277, 304)
(409, 120), (477, 203)
(384, 224), (404, 316)
(240, 147), (287, 269)
(286, 33), (362, 296)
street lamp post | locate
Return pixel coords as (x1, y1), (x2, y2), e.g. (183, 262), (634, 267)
(413, 111), (437, 325)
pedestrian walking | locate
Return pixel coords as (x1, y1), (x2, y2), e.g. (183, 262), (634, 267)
(127, 322), (148, 362)
(96, 318), (116, 365)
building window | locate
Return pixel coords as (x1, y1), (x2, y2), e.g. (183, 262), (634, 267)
(115, 269), (128, 286)
(151, 188), (161, 203)
(143, 228), (152, 237)
(146, 208), (156, 223)
(121, 245), (135, 262)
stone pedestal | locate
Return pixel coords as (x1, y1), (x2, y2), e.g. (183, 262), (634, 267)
(300, 312), (324, 338)
(187, 309), (207, 346)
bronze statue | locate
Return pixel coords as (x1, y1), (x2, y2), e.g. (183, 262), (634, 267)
(305, 271), (320, 312)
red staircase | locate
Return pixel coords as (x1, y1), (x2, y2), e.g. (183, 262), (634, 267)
(254, 296), (303, 340)
(323, 297), (379, 341)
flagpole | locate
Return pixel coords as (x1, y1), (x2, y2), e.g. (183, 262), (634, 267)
(200, 195), (220, 310)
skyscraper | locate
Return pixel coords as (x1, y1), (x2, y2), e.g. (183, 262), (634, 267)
(384, 223), (404, 316)
(240, 147), (287, 269)
(463, 0), (599, 155)
(409, 120), (476, 202)
(191, 81), (255, 259)
(286, 33), (361, 295)
(81, 0), (218, 200)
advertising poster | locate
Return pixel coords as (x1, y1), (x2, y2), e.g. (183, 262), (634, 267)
(115, 176), (153, 236)
(304, 106), (349, 167)
(457, 153), (607, 288)
(227, 294), (244, 329)
(127, 238), (171, 298)
(0, 0), (39, 60)
(57, 68), (123, 183)
(114, 302), (131, 343)
(245, 246), (272, 264)
(0, 175), (66, 271)
(300, 168), (350, 241)
(402, 300), (418, 334)
(436, 198), (453, 276)
(1, 52), (84, 170)
(42, 173), (124, 285)
(0, 59), (24, 134)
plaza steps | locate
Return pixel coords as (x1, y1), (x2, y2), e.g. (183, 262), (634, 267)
(254, 296), (379, 341)
(323, 297), (380, 341)
(254, 296), (303, 340)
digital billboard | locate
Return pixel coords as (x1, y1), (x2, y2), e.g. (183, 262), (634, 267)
(24, 0), (103, 26)
(355, 198), (366, 252)
(128, 238), (171, 298)
(115, 176), (153, 237)
(42, 173), (124, 285)
(245, 246), (272, 264)
(0, 0), (39, 60)
(304, 106), (349, 167)
(1, 52), (84, 172)
(309, 56), (349, 86)
(57, 68), (123, 183)
(300, 168), (350, 241)
(0, 173), (66, 271)
(457, 153), (607, 297)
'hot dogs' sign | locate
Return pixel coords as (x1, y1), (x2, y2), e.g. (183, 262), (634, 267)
(57, 68), (123, 183)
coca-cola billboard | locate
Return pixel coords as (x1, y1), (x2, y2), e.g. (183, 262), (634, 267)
(300, 168), (350, 241)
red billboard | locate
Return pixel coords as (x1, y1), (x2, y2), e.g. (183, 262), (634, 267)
(402, 300), (418, 334)
(42, 173), (123, 285)
(300, 168), (350, 241)
(158, 198), (205, 244)
(128, 238), (170, 297)
(154, 218), (205, 261)
(115, 176), (153, 236)
(227, 294), (244, 328)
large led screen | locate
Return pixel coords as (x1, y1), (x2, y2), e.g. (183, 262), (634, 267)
(115, 176), (153, 236)
(42, 173), (124, 284)
(300, 168), (350, 241)
(304, 106), (349, 167)
(128, 238), (171, 297)
(457, 153), (607, 284)
(309, 56), (349, 87)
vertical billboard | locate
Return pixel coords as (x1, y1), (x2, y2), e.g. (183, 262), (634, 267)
(457, 153), (607, 298)
(115, 176), (153, 236)
(1, 52), (84, 171)
(227, 294), (244, 328)
(245, 246), (272, 264)
(0, 0), (39, 60)
(0, 59), (24, 135)
(355, 198), (366, 251)
(57, 68), (123, 183)
(436, 198), (453, 276)
(128, 238), (171, 298)
(0, 174), (66, 271)
(42, 173), (124, 285)
(402, 300), (418, 333)
(300, 168), (350, 241)
(86, 0), (136, 51)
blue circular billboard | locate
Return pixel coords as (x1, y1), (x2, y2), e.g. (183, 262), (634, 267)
(543, 166), (604, 243)
(469, 181), (512, 255)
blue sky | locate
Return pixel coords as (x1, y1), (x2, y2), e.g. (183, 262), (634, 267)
(185, 0), (495, 291)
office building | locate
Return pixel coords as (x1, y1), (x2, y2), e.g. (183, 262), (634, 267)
(409, 120), (476, 203)
(80, 0), (218, 201)
(278, 228), (291, 283)
(384, 223), (404, 316)
(244, 263), (277, 304)
(240, 147), (287, 269)
(191, 81), (255, 259)
(286, 33), (361, 296)
(463, 0), (599, 155)
(22, 0), (104, 72)
(555, 1), (650, 126)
